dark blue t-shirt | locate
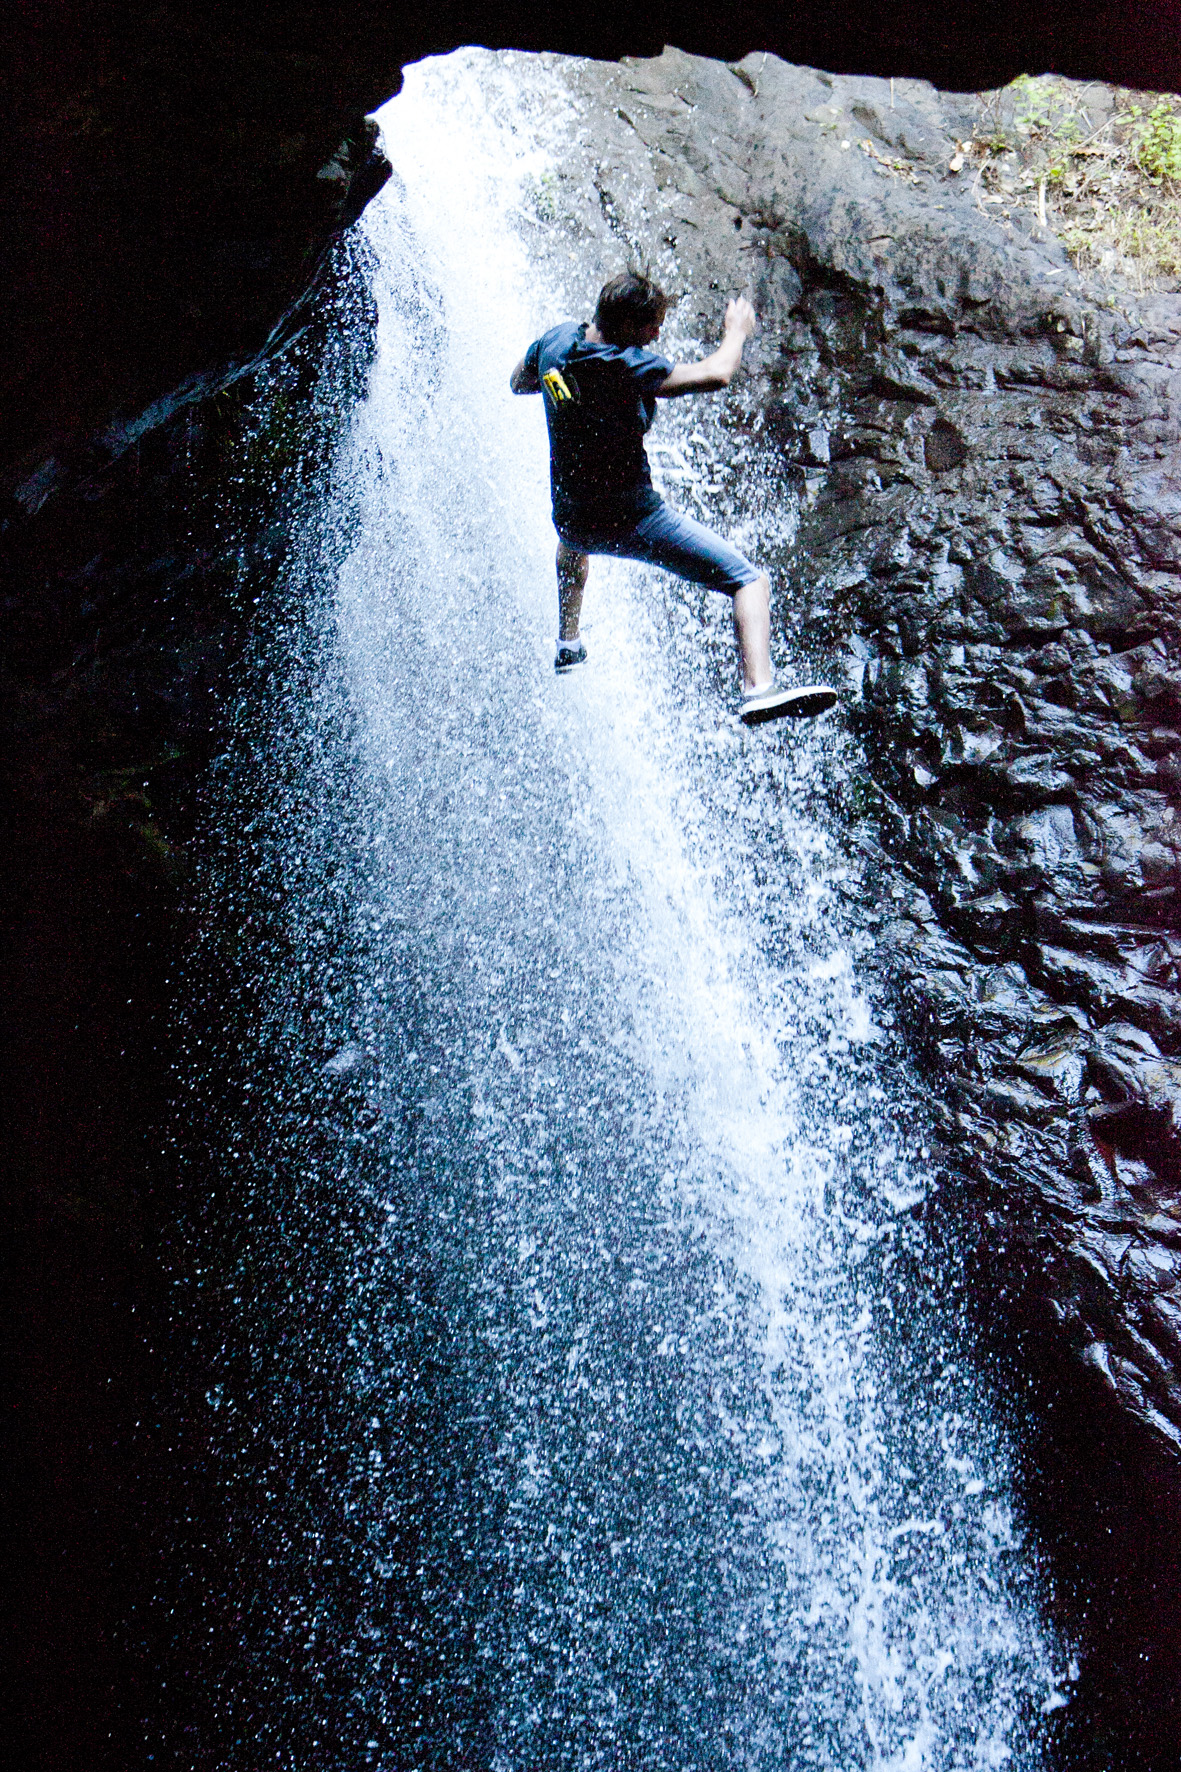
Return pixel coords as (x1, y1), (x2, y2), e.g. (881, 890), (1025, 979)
(521, 321), (673, 532)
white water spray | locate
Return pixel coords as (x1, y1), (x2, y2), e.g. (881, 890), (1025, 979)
(299, 48), (1069, 1771)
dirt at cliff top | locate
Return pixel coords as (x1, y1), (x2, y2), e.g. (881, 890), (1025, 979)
(955, 74), (1181, 294)
(502, 46), (1181, 1457)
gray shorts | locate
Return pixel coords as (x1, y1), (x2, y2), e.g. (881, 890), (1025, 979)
(556, 500), (761, 595)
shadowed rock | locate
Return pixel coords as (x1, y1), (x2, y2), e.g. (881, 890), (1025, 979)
(5, 2), (1181, 512)
(8, 19), (1181, 1766)
(451, 43), (1181, 1454)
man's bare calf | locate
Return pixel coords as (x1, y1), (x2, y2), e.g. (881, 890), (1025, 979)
(559, 546), (772, 692)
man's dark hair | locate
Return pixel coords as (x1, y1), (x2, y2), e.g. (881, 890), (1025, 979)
(594, 272), (667, 346)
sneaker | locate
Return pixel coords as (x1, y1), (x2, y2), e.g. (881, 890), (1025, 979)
(739, 682), (839, 725)
(555, 638), (587, 674)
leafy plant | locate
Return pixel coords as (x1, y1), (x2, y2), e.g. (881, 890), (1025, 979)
(966, 76), (1181, 293)
(524, 169), (560, 223)
(1135, 100), (1181, 182)
(1011, 73), (1069, 139)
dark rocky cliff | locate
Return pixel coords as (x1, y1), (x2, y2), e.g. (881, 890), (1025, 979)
(5, 4), (1181, 517)
(7, 8), (1181, 1767)
(510, 47), (1181, 1455)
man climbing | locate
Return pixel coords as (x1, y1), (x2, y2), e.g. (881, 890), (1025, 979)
(510, 272), (836, 725)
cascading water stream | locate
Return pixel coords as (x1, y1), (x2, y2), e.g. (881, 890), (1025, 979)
(172, 49), (1075, 1772)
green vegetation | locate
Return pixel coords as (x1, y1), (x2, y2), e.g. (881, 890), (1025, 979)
(1135, 99), (1181, 182)
(524, 168), (561, 223)
(1010, 73), (1081, 144)
(961, 76), (1181, 293)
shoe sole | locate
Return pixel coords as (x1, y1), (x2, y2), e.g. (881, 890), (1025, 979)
(740, 684), (839, 725)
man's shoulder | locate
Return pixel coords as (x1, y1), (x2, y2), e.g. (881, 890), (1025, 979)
(533, 320), (582, 360)
(622, 343), (673, 375)
(570, 337), (672, 383)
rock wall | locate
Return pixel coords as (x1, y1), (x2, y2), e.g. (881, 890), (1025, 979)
(8, 19), (1181, 1762)
(508, 47), (1181, 1453)
(6, 3), (1181, 519)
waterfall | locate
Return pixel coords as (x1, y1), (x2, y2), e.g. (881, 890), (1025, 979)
(176, 48), (1070, 1772)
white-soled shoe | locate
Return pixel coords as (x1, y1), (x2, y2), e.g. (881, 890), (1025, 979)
(739, 682), (839, 725)
(555, 637), (588, 674)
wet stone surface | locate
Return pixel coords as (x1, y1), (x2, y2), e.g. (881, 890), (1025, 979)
(520, 47), (1181, 1452)
(9, 44), (1181, 1768)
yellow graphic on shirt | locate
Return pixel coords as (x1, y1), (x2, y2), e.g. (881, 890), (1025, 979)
(542, 367), (579, 405)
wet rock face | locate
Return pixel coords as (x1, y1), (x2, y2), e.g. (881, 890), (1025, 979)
(6, 3), (1181, 515)
(533, 49), (1181, 1450)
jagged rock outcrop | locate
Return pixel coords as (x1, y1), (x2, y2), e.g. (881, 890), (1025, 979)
(8, 20), (1181, 1765)
(509, 47), (1181, 1452)
(5, 3), (1181, 522)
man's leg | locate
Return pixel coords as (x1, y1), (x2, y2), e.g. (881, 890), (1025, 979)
(611, 505), (774, 692)
(731, 574), (773, 694)
(557, 543), (589, 642)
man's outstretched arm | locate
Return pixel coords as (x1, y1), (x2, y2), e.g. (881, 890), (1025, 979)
(510, 354), (541, 394)
(657, 297), (756, 397)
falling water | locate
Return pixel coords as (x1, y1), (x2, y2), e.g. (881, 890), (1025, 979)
(169, 49), (1074, 1772)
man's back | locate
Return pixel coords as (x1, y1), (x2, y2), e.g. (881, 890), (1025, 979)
(522, 321), (672, 532)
